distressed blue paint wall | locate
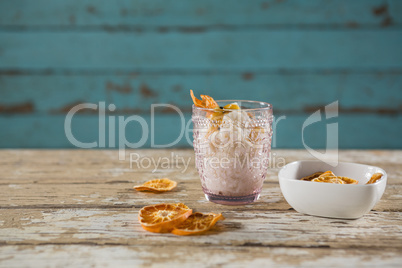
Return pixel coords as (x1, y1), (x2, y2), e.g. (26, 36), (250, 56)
(0, 0), (401, 149)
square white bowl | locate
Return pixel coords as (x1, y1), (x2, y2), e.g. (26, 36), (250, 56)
(278, 160), (387, 219)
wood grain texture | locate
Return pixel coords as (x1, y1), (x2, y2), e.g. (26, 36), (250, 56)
(0, 0), (400, 28)
(1, 208), (401, 248)
(1, 73), (401, 112)
(0, 1), (401, 149)
(1, 31), (401, 70)
(1, 73), (401, 149)
(0, 245), (400, 268)
(1, 114), (401, 149)
(0, 149), (401, 267)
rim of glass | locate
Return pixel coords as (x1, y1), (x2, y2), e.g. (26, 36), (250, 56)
(192, 100), (272, 112)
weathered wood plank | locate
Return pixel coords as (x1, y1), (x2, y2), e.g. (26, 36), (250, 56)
(0, 31), (401, 70)
(0, 150), (400, 184)
(0, 150), (400, 267)
(0, 245), (401, 268)
(0, 208), (401, 249)
(0, 150), (400, 213)
(0, 0), (400, 28)
(0, 182), (400, 212)
(0, 114), (401, 148)
(1, 73), (401, 113)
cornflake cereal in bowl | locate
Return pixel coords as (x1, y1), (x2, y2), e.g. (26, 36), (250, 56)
(278, 160), (387, 219)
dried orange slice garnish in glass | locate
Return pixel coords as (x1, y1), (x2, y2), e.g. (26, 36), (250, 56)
(138, 203), (192, 233)
(366, 173), (383, 184)
(223, 103), (240, 110)
(190, 90), (222, 120)
(190, 90), (219, 109)
(191, 90), (243, 138)
(134, 178), (177, 193)
(171, 212), (225, 236)
(248, 126), (266, 143)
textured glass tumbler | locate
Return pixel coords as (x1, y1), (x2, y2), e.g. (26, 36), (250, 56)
(192, 100), (273, 205)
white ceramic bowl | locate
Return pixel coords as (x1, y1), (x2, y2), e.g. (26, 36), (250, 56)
(278, 160), (387, 219)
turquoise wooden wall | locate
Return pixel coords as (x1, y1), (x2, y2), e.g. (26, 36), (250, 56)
(0, 0), (401, 149)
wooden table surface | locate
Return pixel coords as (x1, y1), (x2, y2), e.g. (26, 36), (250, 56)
(0, 149), (401, 267)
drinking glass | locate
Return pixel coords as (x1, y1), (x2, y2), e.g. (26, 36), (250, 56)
(192, 100), (273, 205)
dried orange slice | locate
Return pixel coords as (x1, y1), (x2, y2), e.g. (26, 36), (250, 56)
(134, 178), (177, 193)
(317, 171), (358, 184)
(171, 212), (225, 236)
(312, 176), (345, 184)
(223, 103), (240, 110)
(209, 109), (225, 120)
(248, 126), (266, 143)
(301, 172), (324, 181)
(366, 173), (383, 184)
(190, 90), (219, 109)
(138, 203), (192, 233)
(338, 176), (358, 184)
(311, 171), (345, 184)
(304, 171), (365, 185)
(319, 171), (336, 178)
(205, 125), (219, 139)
